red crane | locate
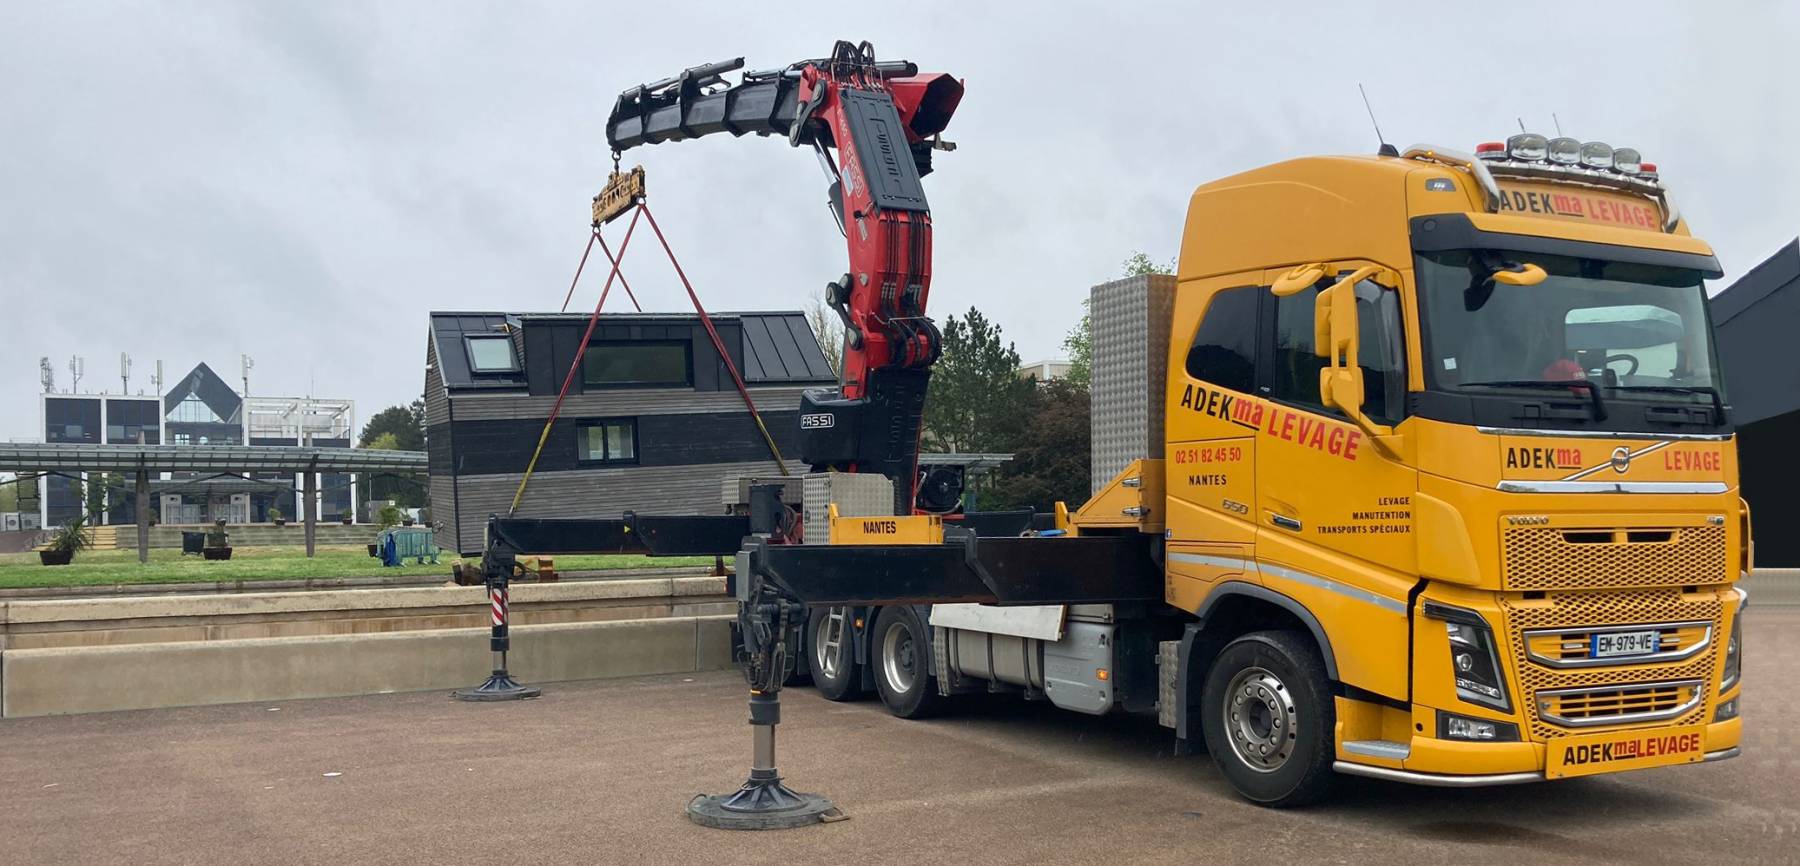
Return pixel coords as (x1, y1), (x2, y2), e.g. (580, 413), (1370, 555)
(607, 40), (964, 513)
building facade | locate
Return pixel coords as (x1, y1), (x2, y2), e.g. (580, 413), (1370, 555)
(1711, 238), (1800, 567)
(426, 311), (837, 554)
(33, 362), (356, 527)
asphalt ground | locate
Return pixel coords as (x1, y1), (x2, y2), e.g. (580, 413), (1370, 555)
(3, 609), (1794, 866)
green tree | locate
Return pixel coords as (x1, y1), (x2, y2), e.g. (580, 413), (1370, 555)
(807, 297), (845, 376)
(358, 401), (425, 451)
(986, 378), (1091, 511)
(1121, 250), (1176, 277)
(922, 307), (1034, 454)
(365, 431), (401, 451)
(0, 475), (19, 513)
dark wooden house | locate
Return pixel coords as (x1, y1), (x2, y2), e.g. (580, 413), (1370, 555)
(425, 311), (836, 554)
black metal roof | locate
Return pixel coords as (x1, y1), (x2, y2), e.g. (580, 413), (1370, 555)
(429, 313), (528, 391)
(428, 310), (836, 391)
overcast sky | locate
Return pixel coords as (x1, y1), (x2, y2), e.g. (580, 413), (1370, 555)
(3, 2), (1796, 444)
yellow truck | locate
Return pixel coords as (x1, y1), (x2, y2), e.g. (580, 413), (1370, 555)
(765, 134), (1747, 806)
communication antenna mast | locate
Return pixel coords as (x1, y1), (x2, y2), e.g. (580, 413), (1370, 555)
(121, 352), (133, 394)
(39, 357), (55, 394)
(241, 354), (255, 397)
(150, 360), (164, 395)
(1357, 83), (1395, 156)
(69, 356), (85, 392)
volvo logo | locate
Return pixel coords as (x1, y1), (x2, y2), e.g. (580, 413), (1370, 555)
(1507, 515), (1551, 526)
(1610, 446), (1633, 474)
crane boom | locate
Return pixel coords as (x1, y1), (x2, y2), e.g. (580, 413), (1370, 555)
(606, 39), (964, 513)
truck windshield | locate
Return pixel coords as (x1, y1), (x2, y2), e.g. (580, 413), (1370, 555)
(1415, 249), (1725, 410)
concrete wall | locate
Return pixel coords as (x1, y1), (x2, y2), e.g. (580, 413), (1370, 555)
(0, 578), (736, 717)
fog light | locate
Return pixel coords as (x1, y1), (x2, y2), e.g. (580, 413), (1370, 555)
(1715, 696), (1739, 722)
(1437, 711), (1521, 742)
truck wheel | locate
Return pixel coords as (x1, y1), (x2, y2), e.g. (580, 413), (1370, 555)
(1200, 630), (1334, 807)
(871, 606), (944, 719)
(809, 606), (862, 701)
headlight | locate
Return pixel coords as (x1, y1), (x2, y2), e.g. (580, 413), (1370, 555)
(1425, 602), (1512, 712)
(1720, 592), (1744, 693)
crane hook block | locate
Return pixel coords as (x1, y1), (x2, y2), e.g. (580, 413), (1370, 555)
(592, 166), (646, 227)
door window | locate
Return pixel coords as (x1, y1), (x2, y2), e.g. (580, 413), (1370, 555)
(1269, 277), (1407, 424)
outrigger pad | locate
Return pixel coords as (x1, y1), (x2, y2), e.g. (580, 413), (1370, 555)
(687, 772), (838, 831)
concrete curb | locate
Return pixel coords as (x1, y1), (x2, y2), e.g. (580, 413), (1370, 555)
(0, 566), (714, 600)
(1, 614), (736, 717)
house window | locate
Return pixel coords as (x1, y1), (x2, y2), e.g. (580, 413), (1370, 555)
(582, 342), (691, 388)
(577, 420), (637, 465)
(465, 336), (518, 373)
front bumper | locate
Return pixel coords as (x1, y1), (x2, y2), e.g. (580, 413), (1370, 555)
(1335, 716), (1742, 786)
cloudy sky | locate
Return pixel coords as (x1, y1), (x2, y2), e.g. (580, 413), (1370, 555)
(2, 2), (1795, 444)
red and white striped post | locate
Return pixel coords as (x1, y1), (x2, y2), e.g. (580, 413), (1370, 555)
(453, 565), (541, 701)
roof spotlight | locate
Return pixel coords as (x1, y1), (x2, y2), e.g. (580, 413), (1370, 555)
(1507, 133), (1549, 162)
(1579, 141), (1614, 170)
(1612, 147), (1642, 175)
(1546, 137), (1582, 165)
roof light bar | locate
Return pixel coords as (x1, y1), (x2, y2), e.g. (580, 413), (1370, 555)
(1613, 147), (1643, 175)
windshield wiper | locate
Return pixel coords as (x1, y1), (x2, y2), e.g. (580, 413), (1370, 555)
(1459, 379), (1607, 421)
(1613, 385), (1727, 424)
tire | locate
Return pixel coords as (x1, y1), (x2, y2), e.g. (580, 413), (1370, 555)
(808, 606), (863, 702)
(870, 606), (945, 719)
(1200, 630), (1335, 807)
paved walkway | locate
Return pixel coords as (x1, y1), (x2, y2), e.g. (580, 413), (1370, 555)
(2, 610), (1793, 865)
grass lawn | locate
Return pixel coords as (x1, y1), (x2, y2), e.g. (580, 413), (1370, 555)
(0, 546), (713, 589)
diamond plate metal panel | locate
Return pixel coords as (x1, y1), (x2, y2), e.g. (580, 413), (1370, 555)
(802, 472), (894, 544)
(1089, 274), (1176, 494)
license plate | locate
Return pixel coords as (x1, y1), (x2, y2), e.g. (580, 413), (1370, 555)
(1592, 629), (1660, 659)
(1546, 724), (1706, 779)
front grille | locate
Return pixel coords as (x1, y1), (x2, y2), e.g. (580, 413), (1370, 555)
(1500, 588), (1721, 741)
(1535, 680), (1703, 727)
(1522, 621), (1711, 668)
(1501, 524), (1729, 591)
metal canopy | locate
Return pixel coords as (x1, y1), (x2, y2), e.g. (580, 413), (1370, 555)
(0, 442), (426, 473)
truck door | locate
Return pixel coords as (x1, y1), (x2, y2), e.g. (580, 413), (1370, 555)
(1252, 264), (1416, 699)
(1164, 278), (1262, 614)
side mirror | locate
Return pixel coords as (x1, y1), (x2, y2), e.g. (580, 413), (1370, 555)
(1311, 266), (1397, 438)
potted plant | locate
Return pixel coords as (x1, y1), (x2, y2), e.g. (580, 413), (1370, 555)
(269, 504), (286, 527)
(202, 518), (233, 561)
(341, 505), (355, 525)
(39, 515), (90, 566)
(148, 506), (159, 528)
(377, 504), (404, 530)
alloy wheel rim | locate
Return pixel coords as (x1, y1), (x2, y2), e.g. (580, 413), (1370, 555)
(1223, 666), (1298, 773)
